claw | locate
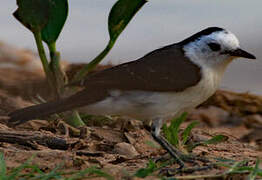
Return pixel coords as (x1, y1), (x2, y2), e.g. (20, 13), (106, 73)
(151, 130), (185, 168)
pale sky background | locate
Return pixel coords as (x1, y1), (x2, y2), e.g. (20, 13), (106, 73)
(0, 0), (261, 94)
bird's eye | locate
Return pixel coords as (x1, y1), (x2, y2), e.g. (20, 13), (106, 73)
(208, 43), (221, 51)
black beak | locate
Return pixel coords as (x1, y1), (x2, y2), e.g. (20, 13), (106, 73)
(229, 48), (256, 59)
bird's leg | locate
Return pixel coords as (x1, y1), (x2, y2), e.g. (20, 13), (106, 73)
(151, 118), (185, 168)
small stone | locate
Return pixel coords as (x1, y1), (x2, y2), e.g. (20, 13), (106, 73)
(114, 142), (139, 158)
(124, 132), (136, 145)
(243, 114), (262, 128)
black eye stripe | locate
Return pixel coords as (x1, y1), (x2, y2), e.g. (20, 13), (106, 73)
(208, 43), (221, 51)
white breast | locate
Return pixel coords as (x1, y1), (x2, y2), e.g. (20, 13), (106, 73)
(82, 66), (222, 122)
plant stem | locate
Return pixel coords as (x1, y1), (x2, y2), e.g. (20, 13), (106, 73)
(33, 31), (53, 85)
(72, 40), (115, 82)
(48, 42), (56, 53)
(48, 42), (67, 97)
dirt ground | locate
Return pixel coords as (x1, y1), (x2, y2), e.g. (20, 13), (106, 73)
(0, 64), (261, 179)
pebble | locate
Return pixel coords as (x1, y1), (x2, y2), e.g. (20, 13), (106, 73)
(114, 142), (139, 158)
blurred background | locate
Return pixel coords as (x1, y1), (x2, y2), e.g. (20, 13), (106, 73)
(0, 0), (261, 94)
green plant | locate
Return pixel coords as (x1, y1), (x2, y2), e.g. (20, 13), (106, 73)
(13, 0), (147, 127)
(174, 159), (262, 180)
(134, 159), (157, 178)
(157, 114), (261, 179)
(14, 0), (68, 97)
(162, 113), (228, 153)
(248, 159), (261, 180)
(133, 156), (262, 179)
(0, 153), (114, 180)
(73, 0), (147, 82)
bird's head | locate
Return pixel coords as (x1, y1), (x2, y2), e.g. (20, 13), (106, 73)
(181, 27), (256, 70)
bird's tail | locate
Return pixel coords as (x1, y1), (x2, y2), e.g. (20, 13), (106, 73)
(8, 97), (79, 126)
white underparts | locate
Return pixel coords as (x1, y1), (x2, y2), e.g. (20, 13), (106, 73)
(82, 64), (221, 123)
(80, 29), (240, 131)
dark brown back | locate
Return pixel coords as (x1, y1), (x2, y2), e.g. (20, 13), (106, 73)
(70, 44), (201, 106)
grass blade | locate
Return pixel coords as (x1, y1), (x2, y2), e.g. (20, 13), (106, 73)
(226, 160), (248, 174)
(0, 153), (7, 178)
(172, 113), (188, 136)
(134, 160), (157, 178)
(31, 164), (63, 180)
(145, 140), (160, 149)
(248, 159), (260, 180)
(182, 121), (199, 145)
(163, 113), (188, 147)
(187, 135), (228, 151)
(203, 135), (228, 145)
(8, 154), (35, 179)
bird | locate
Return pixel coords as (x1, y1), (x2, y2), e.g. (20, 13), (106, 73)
(9, 27), (256, 167)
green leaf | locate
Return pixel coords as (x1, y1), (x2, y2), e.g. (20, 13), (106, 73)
(67, 166), (114, 180)
(134, 160), (157, 178)
(171, 113), (188, 134)
(163, 113), (188, 147)
(108, 0), (147, 41)
(42, 0), (68, 44)
(188, 135), (228, 151)
(258, 170), (262, 177)
(145, 140), (160, 149)
(248, 159), (260, 180)
(0, 153), (6, 178)
(73, 0), (147, 81)
(226, 160), (248, 173)
(203, 135), (228, 145)
(9, 154), (35, 179)
(13, 0), (49, 32)
(182, 121), (199, 145)
(162, 124), (173, 145)
(66, 111), (85, 128)
(82, 167), (114, 180)
(31, 164), (63, 179)
(169, 118), (180, 146)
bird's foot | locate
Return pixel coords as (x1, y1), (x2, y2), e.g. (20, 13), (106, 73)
(154, 151), (216, 177)
(150, 120), (212, 169)
(151, 133), (185, 168)
(180, 153), (211, 165)
(159, 163), (215, 177)
(151, 132), (212, 168)
(154, 151), (211, 166)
